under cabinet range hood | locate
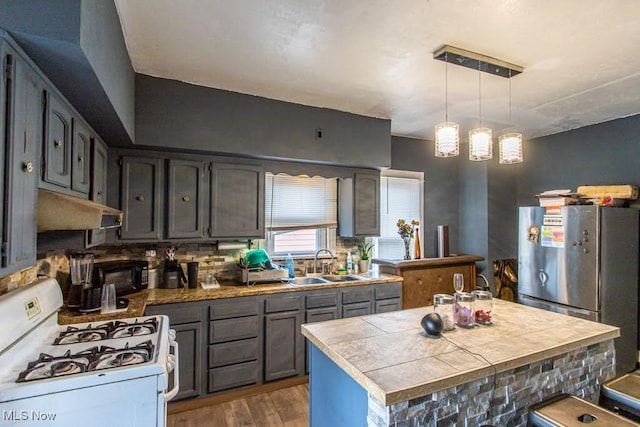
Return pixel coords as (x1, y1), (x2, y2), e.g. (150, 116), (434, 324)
(37, 189), (122, 232)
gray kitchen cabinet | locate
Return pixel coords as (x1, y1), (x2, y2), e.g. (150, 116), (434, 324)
(145, 302), (205, 401)
(71, 119), (91, 194)
(86, 137), (108, 247)
(338, 170), (380, 237)
(110, 150), (265, 242)
(172, 321), (203, 400)
(42, 91), (72, 190)
(304, 290), (339, 373)
(305, 290), (339, 323)
(264, 295), (304, 382)
(145, 282), (401, 401)
(209, 163), (264, 238)
(374, 282), (402, 313)
(0, 41), (41, 275)
(167, 159), (206, 239)
(341, 286), (373, 318)
(119, 156), (164, 240)
(207, 296), (261, 393)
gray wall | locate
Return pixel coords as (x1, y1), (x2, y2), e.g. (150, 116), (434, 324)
(0, 0), (135, 145)
(517, 115), (640, 207)
(136, 74), (391, 169)
(390, 136), (459, 258)
(475, 114), (640, 276)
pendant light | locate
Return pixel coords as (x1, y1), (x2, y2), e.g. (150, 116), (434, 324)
(499, 70), (523, 164)
(469, 62), (492, 161)
(434, 52), (459, 157)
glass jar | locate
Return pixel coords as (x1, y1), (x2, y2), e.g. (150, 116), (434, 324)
(472, 290), (493, 325)
(433, 294), (455, 331)
(454, 292), (475, 328)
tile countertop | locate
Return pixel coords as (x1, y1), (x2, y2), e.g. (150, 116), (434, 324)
(301, 299), (620, 406)
(57, 273), (403, 324)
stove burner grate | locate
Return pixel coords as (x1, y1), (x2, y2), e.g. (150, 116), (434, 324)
(16, 341), (155, 383)
(53, 318), (158, 345)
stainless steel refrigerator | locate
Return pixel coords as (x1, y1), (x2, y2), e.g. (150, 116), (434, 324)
(518, 205), (639, 375)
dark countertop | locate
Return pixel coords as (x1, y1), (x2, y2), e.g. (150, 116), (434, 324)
(57, 273), (403, 324)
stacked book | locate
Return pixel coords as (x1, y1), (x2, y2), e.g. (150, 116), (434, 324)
(535, 189), (580, 207)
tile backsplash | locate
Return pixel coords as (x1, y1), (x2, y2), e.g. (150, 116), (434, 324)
(0, 238), (365, 295)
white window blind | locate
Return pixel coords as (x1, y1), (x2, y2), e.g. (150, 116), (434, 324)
(377, 175), (423, 259)
(265, 173), (338, 231)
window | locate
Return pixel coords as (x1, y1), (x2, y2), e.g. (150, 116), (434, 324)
(264, 173), (337, 256)
(375, 170), (424, 259)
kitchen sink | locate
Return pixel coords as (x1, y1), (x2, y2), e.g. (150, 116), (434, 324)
(321, 274), (367, 282)
(290, 277), (330, 286)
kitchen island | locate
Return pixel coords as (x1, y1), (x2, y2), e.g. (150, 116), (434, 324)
(301, 299), (618, 426)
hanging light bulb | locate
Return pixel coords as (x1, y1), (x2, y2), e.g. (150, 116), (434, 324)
(435, 52), (459, 157)
(499, 70), (523, 164)
(469, 62), (492, 161)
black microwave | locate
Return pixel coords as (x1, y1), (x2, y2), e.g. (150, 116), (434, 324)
(92, 260), (148, 297)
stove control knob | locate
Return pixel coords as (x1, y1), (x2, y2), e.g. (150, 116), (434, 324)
(169, 329), (177, 341)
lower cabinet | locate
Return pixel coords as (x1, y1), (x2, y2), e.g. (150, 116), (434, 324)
(264, 294), (304, 382)
(208, 296), (261, 393)
(145, 281), (402, 400)
(172, 322), (202, 400)
(145, 302), (205, 401)
(342, 286), (373, 318)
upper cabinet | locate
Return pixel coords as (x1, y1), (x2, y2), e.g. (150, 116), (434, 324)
(42, 91), (72, 190)
(119, 156), (164, 241)
(86, 137), (108, 248)
(112, 150), (265, 242)
(167, 159), (206, 239)
(71, 119), (92, 194)
(209, 163), (264, 239)
(0, 39), (42, 276)
(40, 78), (98, 199)
(338, 171), (380, 237)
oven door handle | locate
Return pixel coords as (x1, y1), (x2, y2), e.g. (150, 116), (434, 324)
(164, 335), (180, 401)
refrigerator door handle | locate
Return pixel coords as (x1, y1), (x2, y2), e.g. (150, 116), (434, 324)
(538, 269), (548, 287)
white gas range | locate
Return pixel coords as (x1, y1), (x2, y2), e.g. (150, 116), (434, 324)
(0, 278), (179, 427)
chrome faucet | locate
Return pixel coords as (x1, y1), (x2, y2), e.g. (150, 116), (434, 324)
(314, 249), (334, 274)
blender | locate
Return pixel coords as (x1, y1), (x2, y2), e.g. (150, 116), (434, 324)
(68, 253), (98, 312)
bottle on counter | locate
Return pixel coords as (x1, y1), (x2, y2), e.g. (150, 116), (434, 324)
(346, 252), (354, 274)
(286, 253), (295, 279)
(414, 227), (421, 259)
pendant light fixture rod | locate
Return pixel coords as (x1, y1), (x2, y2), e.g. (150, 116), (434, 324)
(478, 60), (482, 127)
(509, 69), (512, 122)
(445, 51), (449, 122)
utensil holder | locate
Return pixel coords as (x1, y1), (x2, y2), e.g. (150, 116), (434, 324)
(163, 271), (180, 289)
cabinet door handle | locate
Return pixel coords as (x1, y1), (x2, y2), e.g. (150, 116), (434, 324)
(136, 195), (145, 202)
(23, 162), (34, 173)
(77, 156), (84, 163)
(97, 191), (102, 196)
(54, 140), (62, 148)
(182, 195), (190, 202)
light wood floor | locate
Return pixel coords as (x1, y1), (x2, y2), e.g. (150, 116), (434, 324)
(167, 384), (310, 427)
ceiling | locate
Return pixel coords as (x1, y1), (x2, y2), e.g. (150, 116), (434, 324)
(114, 0), (640, 141)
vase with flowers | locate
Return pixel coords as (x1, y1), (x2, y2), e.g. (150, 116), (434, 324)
(397, 219), (420, 260)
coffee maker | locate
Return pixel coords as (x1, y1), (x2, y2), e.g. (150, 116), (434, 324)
(68, 253), (101, 312)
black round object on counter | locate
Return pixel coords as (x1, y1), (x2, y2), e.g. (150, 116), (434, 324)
(421, 312), (443, 337)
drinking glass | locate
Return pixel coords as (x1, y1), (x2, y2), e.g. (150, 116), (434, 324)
(453, 273), (464, 293)
(100, 283), (116, 314)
